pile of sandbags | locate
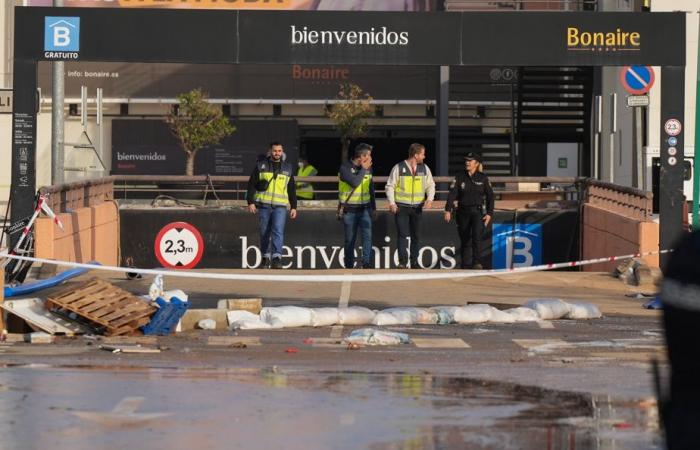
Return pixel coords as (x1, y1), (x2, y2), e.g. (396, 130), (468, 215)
(227, 298), (601, 330)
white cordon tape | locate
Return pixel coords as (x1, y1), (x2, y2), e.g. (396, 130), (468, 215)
(0, 250), (671, 283)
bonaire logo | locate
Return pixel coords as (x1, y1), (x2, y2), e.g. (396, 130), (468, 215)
(567, 26), (640, 52)
(44, 17), (80, 60)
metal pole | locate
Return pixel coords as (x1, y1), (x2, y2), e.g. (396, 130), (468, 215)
(609, 93), (617, 183)
(694, 14), (700, 230)
(594, 95), (602, 179)
(634, 106), (644, 189)
(51, 0), (65, 185)
(436, 66), (449, 178)
(509, 83), (516, 176)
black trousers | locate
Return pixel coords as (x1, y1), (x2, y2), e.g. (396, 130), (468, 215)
(455, 207), (484, 269)
(395, 205), (422, 266)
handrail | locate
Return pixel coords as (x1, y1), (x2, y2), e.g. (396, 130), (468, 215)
(581, 178), (652, 221)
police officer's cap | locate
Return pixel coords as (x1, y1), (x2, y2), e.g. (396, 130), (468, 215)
(464, 152), (482, 162)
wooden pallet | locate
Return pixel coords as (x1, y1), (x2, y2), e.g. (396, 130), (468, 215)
(46, 278), (157, 336)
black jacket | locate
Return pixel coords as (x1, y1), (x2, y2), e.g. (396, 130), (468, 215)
(246, 159), (297, 209)
(444, 171), (494, 215)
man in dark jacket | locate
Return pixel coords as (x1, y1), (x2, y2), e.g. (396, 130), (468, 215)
(246, 142), (297, 269)
(444, 152), (494, 269)
(338, 143), (376, 269)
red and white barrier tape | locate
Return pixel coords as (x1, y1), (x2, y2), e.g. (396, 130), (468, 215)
(0, 250), (671, 283)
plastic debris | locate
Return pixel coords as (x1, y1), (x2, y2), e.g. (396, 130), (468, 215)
(523, 299), (571, 320)
(344, 328), (411, 346)
(148, 274), (164, 300)
(643, 297), (663, 310)
(285, 347), (299, 353)
(197, 319), (217, 330)
(141, 297), (189, 336)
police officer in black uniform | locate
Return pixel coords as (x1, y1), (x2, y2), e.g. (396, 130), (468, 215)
(444, 152), (494, 269)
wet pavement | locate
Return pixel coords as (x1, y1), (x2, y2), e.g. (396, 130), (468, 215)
(0, 365), (661, 450)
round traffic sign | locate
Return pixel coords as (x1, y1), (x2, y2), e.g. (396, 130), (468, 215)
(664, 119), (682, 136)
(668, 147), (677, 156)
(668, 136), (678, 146)
(668, 156), (677, 166)
(619, 66), (655, 95)
(154, 222), (204, 269)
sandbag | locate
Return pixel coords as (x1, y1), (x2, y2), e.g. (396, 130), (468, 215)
(453, 304), (493, 324)
(566, 302), (602, 319)
(260, 306), (314, 328)
(430, 306), (461, 325)
(523, 299), (571, 320)
(504, 307), (541, 322)
(338, 306), (376, 325)
(311, 307), (340, 327)
(344, 328), (411, 346)
(488, 306), (517, 323)
(373, 307), (418, 326)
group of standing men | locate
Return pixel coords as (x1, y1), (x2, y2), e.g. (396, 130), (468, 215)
(247, 141), (494, 269)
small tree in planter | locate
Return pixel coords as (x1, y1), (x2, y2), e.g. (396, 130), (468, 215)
(326, 83), (373, 163)
(166, 89), (235, 175)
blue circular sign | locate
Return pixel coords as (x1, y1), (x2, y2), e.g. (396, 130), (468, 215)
(619, 66), (655, 95)
(668, 136), (678, 146)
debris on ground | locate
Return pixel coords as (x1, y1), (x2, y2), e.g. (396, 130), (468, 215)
(217, 298), (262, 314)
(142, 296), (188, 335)
(207, 336), (260, 347)
(615, 258), (662, 287)
(344, 328), (411, 346)
(643, 297), (663, 310)
(46, 278), (157, 336)
(26, 332), (54, 344)
(0, 298), (90, 335)
(197, 319), (217, 330)
(99, 344), (162, 354)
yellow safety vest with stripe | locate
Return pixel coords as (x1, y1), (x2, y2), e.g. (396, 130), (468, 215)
(254, 160), (292, 207)
(338, 169), (372, 206)
(296, 164), (317, 200)
(394, 161), (428, 207)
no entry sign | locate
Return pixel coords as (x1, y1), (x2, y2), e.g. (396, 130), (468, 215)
(619, 65), (655, 95)
(154, 222), (204, 269)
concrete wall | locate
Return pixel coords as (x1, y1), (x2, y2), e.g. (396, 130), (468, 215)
(34, 200), (119, 266)
(582, 203), (659, 272)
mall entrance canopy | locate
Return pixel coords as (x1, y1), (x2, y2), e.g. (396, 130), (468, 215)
(11, 7), (686, 257)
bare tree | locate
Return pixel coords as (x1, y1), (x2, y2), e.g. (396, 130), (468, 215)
(326, 83), (373, 163)
(166, 89), (235, 175)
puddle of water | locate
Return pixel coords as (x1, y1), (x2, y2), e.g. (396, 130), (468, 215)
(0, 366), (661, 450)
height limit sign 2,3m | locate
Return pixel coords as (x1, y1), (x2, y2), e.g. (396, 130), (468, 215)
(154, 222), (204, 269)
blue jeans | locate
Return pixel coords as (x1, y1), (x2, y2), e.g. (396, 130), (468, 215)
(343, 208), (373, 268)
(258, 205), (287, 258)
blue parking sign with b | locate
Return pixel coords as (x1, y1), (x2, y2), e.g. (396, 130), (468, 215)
(44, 17), (80, 52)
(492, 223), (542, 269)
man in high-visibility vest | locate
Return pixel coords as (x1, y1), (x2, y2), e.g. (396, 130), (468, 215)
(296, 157), (318, 200)
(246, 142), (297, 269)
(338, 143), (376, 269)
(385, 143), (436, 269)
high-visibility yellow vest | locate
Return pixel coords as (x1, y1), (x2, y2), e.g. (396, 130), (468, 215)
(394, 161), (428, 206)
(254, 160), (292, 207)
(296, 164), (317, 200)
(338, 170), (372, 206)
